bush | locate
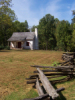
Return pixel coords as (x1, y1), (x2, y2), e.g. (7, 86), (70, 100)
(0, 45), (10, 50)
(5, 46), (10, 50)
(54, 46), (59, 51)
(0, 45), (4, 50)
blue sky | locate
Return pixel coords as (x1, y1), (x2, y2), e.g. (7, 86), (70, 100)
(12, 0), (75, 27)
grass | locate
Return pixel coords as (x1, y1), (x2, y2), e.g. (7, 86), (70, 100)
(0, 50), (75, 100)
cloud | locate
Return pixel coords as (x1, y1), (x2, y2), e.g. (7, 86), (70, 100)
(39, 0), (62, 21)
(12, 0), (75, 26)
(12, 0), (40, 26)
(67, 1), (75, 23)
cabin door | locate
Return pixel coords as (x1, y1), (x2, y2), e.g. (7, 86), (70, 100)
(18, 42), (21, 48)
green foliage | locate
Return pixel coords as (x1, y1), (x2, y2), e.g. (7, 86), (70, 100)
(0, 45), (10, 50)
(5, 46), (10, 50)
(38, 14), (56, 50)
(0, 0), (29, 47)
(56, 20), (72, 51)
(72, 10), (75, 24)
(51, 61), (60, 66)
(0, 0), (16, 46)
(0, 0), (75, 51)
(0, 45), (4, 50)
(13, 20), (29, 32)
(31, 25), (38, 32)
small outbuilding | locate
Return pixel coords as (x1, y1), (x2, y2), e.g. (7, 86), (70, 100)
(7, 28), (39, 50)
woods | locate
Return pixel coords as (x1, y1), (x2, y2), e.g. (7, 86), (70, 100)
(0, 0), (29, 48)
(32, 13), (75, 51)
(0, 0), (75, 51)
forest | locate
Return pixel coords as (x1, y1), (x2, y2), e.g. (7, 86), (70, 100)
(0, 0), (75, 51)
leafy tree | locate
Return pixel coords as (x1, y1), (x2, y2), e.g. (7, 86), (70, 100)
(13, 20), (29, 32)
(31, 25), (37, 32)
(24, 20), (28, 29)
(71, 23), (75, 51)
(0, 0), (16, 46)
(0, 0), (16, 21)
(56, 20), (72, 51)
(38, 14), (56, 50)
(72, 10), (75, 24)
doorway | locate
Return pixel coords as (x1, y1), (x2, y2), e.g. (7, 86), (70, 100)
(18, 42), (21, 48)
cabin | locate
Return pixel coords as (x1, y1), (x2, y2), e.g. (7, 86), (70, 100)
(7, 28), (39, 50)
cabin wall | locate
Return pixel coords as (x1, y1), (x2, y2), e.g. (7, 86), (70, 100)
(10, 42), (23, 49)
(23, 40), (33, 50)
(10, 42), (16, 49)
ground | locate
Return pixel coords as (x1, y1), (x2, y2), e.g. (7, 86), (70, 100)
(0, 50), (75, 100)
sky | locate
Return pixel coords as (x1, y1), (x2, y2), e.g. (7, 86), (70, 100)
(11, 0), (75, 27)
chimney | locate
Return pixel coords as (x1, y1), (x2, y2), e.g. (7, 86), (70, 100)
(34, 28), (39, 49)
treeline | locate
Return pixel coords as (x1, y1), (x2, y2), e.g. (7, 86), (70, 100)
(0, 0), (29, 48)
(0, 0), (75, 51)
(32, 13), (75, 52)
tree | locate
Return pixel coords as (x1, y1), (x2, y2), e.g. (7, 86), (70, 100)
(13, 20), (29, 32)
(0, 0), (16, 46)
(56, 20), (72, 51)
(69, 10), (75, 51)
(38, 14), (56, 50)
(72, 10), (75, 24)
(0, 0), (16, 21)
(31, 25), (37, 32)
(24, 20), (28, 29)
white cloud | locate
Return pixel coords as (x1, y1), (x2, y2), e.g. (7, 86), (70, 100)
(12, 0), (75, 26)
(12, 0), (40, 26)
(39, 0), (62, 21)
(67, 1), (75, 23)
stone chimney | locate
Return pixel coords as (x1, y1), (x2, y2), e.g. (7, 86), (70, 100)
(34, 28), (39, 49)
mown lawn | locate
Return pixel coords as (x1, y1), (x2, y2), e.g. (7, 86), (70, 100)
(0, 50), (75, 100)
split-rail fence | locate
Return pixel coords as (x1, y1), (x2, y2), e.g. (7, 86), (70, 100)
(23, 52), (75, 100)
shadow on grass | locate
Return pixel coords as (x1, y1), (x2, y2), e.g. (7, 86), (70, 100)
(54, 85), (66, 100)
(0, 50), (11, 52)
(53, 76), (75, 100)
(0, 49), (31, 52)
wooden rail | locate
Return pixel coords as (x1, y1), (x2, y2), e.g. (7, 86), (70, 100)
(23, 52), (75, 100)
(23, 88), (65, 100)
(24, 68), (66, 100)
(37, 68), (59, 99)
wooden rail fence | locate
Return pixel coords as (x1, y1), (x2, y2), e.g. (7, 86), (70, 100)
(23, 52), (75, 100)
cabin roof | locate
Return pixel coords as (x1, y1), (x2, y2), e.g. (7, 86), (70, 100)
(7, 32), (35, 41)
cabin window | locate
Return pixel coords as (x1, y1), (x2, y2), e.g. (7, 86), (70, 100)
(26, 42), (29, 46)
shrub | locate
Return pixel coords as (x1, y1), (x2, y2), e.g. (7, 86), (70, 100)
(0, 45), (4, 50)
(5, 46), (10, 50)
(54, 46), (59, 51)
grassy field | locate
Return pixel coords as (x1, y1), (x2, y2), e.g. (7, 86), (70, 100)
(0, 50), (75, 100)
